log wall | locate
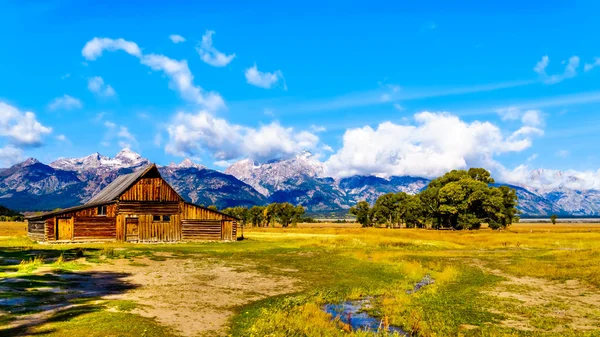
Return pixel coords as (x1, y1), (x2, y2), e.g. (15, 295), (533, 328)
(120, 178), (182, 202)
(182, 219), (222, 240)
(27, 220), (45, 241)
(73, 217), (116, 241)
(45, 218), (55, 241)
(118, 201), (180, 215)
(136, 214), (181, 242)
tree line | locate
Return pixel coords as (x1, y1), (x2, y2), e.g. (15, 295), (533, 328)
(220, 203), (306, 228)
(350, 168), (520, 230)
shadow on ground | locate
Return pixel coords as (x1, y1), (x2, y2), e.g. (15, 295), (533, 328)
(0, 247), (137, 336)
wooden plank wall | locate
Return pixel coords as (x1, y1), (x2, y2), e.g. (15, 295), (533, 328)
(73, 217), (116, 241)
(137, 214), (181, 242)
(27, 220), (45, 241)
(119, 178), (182, 202)
(59, 204), (117, 218)
(116, 214), (125, 241)
(118, 201), (179, 215)
(45, 218), (55, 241)
(182, 219), (222, 240)
(181, 203), (236, 221)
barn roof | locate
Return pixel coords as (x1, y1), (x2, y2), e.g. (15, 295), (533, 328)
(86, 164), (166, 204)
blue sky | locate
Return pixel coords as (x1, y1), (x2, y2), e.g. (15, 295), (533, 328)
(2, 0), (600, 182)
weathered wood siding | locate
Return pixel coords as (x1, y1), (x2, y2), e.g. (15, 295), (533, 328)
(73, 217), (116, 241)
(45, 218), (55, 241)
(119, 178), (182, 202)
(134, 214), (181, 242)
(182, 219), (222, 240)
(27, 220), (45, 241)
(181, 203), (236, 220)
(118, 201), (180, 215)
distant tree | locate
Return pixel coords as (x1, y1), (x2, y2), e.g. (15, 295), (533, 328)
(350, 201), (371, 227)
(275, 203), (296, 227)
(248, 206), (266, 227)
(292, 205), (305, 227)
(264, 203), (279, 227)
(207, 205), (219, 211)
(550, 214), (557, 225)
(222, 207), (250, 227)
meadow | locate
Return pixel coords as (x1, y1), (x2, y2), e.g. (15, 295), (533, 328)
(1, 221), (600, 336)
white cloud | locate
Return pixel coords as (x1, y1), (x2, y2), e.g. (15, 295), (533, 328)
(56, 134), (67, 142)
(82, 37), (142, 60)
(93, 112), (106, 123)
(153, 133), (162, 147)
(496, 107), (544, 127)
(244, 64), (285, 89)
(556, 149), (570, 158)
(533, 55), (580, 84)
(310, 125), (326, 133)
(393, 103), (404, 111)
(165, 111), (321, 162)
(527, 153), (538, 162)
(196, 30), (235, 67)
(584, 57), (600, 72)
(82, 37), (224, 111)
(88, 76), (116, 97)
(102, 122), (137, 149)
(214, 160), (234, 168)
(323, 111), (542, 178)
(169, 34), (186, 44)
(0, 145), (24, 167)
(48, 95), (82, 111)
(61, 73), (71, 80)
(0, 102), (52, 148)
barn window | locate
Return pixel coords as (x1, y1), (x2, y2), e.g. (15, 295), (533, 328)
(163, 215), (171, 222)
(97, 206), (107, 216)
(153, 215), (161, 221)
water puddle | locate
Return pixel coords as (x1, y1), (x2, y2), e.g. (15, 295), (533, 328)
(406, 274), (434, 294)
(0, 297), (29, 306)
(323, 298), (407, 335)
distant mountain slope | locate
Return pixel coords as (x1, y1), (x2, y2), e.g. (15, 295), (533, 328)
(2, 148), (600, 216)
(0, 150), (265, 211)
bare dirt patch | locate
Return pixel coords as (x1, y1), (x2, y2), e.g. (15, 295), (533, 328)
(92, 256), (300, 336)
(476, 262), (600, 332)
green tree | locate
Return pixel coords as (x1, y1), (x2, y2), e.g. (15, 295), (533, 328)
(349, 201), (371, 227)
(275, 203), (296, 227)
(292, 205), (305, 227)
(248, 206), (266, 227)
(264, 203), (279, 227)
(550, 214), (557, 225)
(207, 205), (218, 211)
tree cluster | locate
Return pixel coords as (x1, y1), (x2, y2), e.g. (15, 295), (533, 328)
(350, 168), (520, 230)
(221, 202), (305, 228)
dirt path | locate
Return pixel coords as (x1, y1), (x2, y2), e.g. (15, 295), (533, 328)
(91, 254), (300, 336)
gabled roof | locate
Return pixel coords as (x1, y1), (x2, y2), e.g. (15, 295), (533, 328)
(86, 164), (170, 204)
(26, 201), (117, 220)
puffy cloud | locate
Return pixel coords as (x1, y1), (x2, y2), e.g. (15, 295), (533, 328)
(533, 55), (580, 84)
(88, 76), (116, 97)
(244, 64), (285, 89)
(56, 134), (68, 142)
(584, 57), (600, 72)
(0, 102), (52, 147)
(310, 125), (326, 133)
(323, 112), (542, 178)
(498, 166), (600, 191)
(82, 37), (224, 111)
(48, 95), (82, 111)
(82, 37), (142, 60)
(165, 111), (321, 162)
(169, 34), (186, 44)
(196, 30), (235, 67)
(117, 126), (137, 149)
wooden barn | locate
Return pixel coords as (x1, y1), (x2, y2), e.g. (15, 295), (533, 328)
(26, 164), (238, 243)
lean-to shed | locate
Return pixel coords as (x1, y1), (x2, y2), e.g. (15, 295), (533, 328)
(26, 164), (238, 242)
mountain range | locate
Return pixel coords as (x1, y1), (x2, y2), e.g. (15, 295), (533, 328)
(1, 149), (599, 217)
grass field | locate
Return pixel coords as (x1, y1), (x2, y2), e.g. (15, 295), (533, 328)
(1, 221), (600, 336)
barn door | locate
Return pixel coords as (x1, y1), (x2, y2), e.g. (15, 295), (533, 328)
(125, 218), (139, 242)
(221, 220), (233, 241)
(56, 218), (73, 241)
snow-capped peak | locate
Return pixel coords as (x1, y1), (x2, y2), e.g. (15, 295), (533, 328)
(167, 158), (204, 170)
(49, 148), (149, 172)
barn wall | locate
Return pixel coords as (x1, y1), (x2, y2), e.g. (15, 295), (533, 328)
(136, 214), (181, 242)
(57, 204), (117, 218)
(181, 203), (236, 221)
(73, 217), (116, 241)
(119, 178), (182, 202)
(182, 219), (222, 240)
(27, 220), (45, 241)
(118, 201), (180, 215)
(45, 218), (55, 241)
